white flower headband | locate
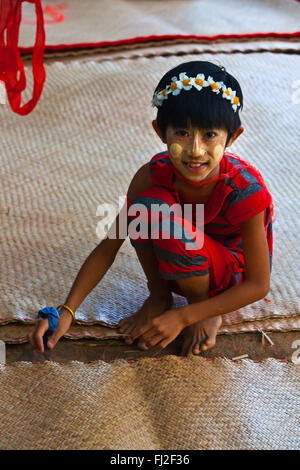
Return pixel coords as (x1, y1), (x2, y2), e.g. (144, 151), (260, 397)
(152, 72), (241, 112)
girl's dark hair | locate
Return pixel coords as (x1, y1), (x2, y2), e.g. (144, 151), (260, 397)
(154, 61), (243, 146)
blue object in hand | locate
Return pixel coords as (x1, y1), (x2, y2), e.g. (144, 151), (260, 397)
(37, 306), (61, 351)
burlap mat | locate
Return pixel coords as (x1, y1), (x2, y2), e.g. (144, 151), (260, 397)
(0, 356), (298, 450)
(0, 52), (299, 338)
(19, 0), (300, 53)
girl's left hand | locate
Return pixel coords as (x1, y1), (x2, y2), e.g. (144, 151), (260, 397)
(129, 309), (185, 350)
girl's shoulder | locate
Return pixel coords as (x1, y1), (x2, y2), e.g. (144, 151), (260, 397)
(149, 151), (170, 170)
(222, 151), (268, 187)
(221, 151), (273, 226)
(223, 150), (261, 173)
(148, 151), (174, 187)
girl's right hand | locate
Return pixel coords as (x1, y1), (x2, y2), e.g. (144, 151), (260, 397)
(27, 309), (73, 353)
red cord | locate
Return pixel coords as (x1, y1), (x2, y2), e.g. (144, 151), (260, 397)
(0, 0), (46, 115)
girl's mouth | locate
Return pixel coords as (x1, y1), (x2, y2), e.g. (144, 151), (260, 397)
(183, 161), (209, 173)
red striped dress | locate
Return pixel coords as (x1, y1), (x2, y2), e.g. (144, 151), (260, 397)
(127, 151), (273, 298)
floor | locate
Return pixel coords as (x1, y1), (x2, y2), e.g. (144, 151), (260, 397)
(5, 330), (299, 364)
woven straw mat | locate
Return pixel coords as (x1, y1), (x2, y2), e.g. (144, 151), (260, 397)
(19, 0), (300, 51)
(0, 52), (299, 341)
(0, 356), (299, 450)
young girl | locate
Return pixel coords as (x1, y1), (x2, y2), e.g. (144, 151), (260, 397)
(28, 61), (273, 356)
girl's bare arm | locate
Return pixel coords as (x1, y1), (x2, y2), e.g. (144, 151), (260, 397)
(28, 163), (152, 352)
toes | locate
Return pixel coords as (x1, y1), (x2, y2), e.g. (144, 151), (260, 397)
(181, 340), (193, 357)
(200, 338), (216, 351)
(191, 331), (207, 355)
(192, 334), (207, 355)
(192, 346), (201, 355)
(182, 341), (199, 356)
(181, 332), (204, 356)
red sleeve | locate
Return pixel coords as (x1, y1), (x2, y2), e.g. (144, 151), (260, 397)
(224, 181), (273, 226)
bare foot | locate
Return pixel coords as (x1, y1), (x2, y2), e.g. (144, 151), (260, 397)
(181, 315), (222, 356)
(118, 292), (173, 349)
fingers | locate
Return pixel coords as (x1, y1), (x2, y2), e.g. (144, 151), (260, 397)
(156, 338), (172, 350)
(137, 334), (163, 350)
(27, 310), (73, 353)
(136, 341), (148, 351)
(130, 325), (150, 342)
(118, 320), (137, 344)
(27, 318), (49, 353)
(121, 315), (180, 352)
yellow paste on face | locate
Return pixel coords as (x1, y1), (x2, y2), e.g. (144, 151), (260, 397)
(170, 143), (183, 159)
(170, 142), (224, 164)
(213, 144), (223, 161)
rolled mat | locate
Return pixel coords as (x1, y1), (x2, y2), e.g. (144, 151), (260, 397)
(0, 356), (299, 449)
(0, 52), (299, 337)
(19, 0), (300, 54)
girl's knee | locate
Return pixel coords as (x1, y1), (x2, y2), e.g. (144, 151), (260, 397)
(175, 273), (210, 301)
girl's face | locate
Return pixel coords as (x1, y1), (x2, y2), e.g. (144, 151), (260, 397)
(164, 124), (229, 183)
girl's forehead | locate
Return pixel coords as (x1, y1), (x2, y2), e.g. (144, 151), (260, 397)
(167, 123), (227, 132)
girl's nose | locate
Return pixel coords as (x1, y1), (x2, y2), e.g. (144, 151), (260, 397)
(191, 133), (206, 157)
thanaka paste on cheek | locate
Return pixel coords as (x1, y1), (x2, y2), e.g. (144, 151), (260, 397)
(213, 144), (223, 161)
(170, 143), (182, 159)
(171, 142), (225, 187)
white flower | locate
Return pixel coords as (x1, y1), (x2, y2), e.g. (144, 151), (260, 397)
(167, 77), (183, 96)
(179, 72), (193, 91)
(191, 73), (209, 91)
(151, 73), (240, 112)
(222, 86), (234, 101)
(230, 90), (240, 111)
(152, 94), (163, 107)
(207, 76), (223, 94)
(152, 86), (169, 106)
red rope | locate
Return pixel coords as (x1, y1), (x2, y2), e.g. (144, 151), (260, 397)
(0, 0), (46, 115)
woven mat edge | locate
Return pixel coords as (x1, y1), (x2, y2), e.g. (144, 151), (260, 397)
(1, 311), (298, 327)
(21, 37), (300, 61)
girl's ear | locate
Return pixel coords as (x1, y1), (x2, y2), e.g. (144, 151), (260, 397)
(226, 126), (244, 147)
(152, 120), (167, 143)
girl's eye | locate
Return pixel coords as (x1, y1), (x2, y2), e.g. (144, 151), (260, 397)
(175, 130), (189, 137)
(206, 131), (217, 138)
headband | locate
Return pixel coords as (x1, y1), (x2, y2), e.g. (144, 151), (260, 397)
(152, 72), (240, 112)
